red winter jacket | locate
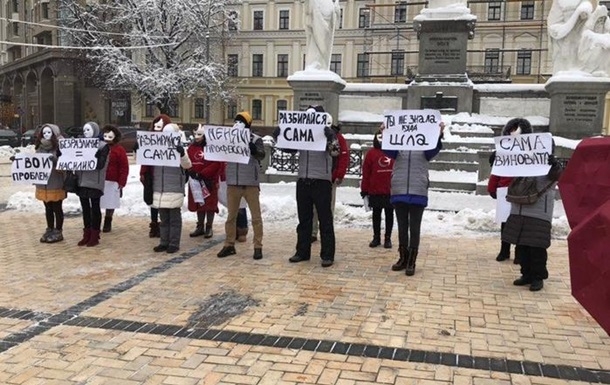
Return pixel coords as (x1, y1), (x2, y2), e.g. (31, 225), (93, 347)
(487, 174), (513, 199)
(332, 131), (349, 182)
(361, 147), (394, 196)
(105, 144), (129, 188)
(186, 142), (224, 212)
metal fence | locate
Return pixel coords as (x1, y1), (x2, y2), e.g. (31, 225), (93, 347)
(269, 147), (365, 176)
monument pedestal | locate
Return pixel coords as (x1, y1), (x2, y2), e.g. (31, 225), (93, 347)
(287, 71), (346, 120)
(546, 77), (610, 139)
(407, 18), (476, 113)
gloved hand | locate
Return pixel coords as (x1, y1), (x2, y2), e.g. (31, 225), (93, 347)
(360, 191), (368, 199)
(188, 170), (201, 180)
(489, 192), (497, 199)
(249, 141), (258, 154)
(272, 127), (280, 141)
(548, 154), (558, 166)
(133, 142), (139, 152)
(9, 155), (15, 162)
(488, 151), (496, 166)
(94, 149), (101, 158)
(176, 145), (185, 157)
(324, 127), (334, 140)
(56, 149), (62, 157)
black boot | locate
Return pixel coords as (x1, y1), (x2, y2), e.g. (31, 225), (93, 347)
(189, 222), (205, 237)
(204, 224), (214, 239)
(369, 235), (381, 248)
(383, 235), (392, 249)
(405, 247), (418, 276)
(391, 246), (408, 271)
(149, 222), (160, 238)
(102, 217), (112, 233)
(496, 241), (510, 261)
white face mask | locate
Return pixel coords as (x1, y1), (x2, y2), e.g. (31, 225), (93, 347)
(103, 131), (116, 142)
(234, 121), (245, 130)
(83, 124), (94, 138)
(510, 127), (522, 137)
(153, 120), (164, 131)
(42, 127), (53, 141)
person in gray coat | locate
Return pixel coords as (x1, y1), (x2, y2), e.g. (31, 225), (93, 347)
(273, 105), (340, 267)
(75, 122), (109, 247)
(502, 135), (563, 292)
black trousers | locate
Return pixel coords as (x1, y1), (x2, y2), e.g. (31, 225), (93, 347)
(44, 201), (64, 230)
(296, 178), (335, 261)
(516, 245), (548, 280)
(393, 202), (425, 249)
(372, 207), (394, 238)
(80, 197), (102, 230)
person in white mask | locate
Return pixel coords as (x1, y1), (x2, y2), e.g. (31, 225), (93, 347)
(100, 125), (129, 233)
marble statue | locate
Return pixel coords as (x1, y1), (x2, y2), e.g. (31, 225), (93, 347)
(305, 0), (341, 71)
(548, 0), (610, 75)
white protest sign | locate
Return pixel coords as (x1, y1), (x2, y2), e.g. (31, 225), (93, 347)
(491, 132), (553, 177)
(276, 110), (328, 151)
(11, 153), (53, 185)
(203, 125), (251, 164)
(382, 109), (442, 151)
(136, 131), (182, 167)
(57, 138), (99, 171)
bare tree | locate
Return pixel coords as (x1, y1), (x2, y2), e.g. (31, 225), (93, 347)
(59, 0), (240, 115)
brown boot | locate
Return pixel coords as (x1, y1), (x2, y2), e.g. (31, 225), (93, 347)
(87, 229), (100, 247)
(391, 246), (408, 271)
(149, 222), (160, 238)
(236, 227), (248, 242)
(77, 228), (91, 246)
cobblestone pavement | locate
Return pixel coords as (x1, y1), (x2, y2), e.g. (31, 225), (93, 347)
(0, 199), (609, 383)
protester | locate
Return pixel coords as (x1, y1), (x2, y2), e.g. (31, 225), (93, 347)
(31, 124), (66, 243)
(502, 119), (563, 291)
(139, 114), (172, 238)
(273, 105), (340, 267)
(487, 118), (529, 263)
(311, 122), (349, 243)
(218, 167), (250, 243)
(150, 123), (192, 253)
(361, 129), (395, 248)
(217, 112), (266, 260)
(100, 125), (129, 233)
(187, 125), (224, 239)
(384, 121), (444, 276)
(75, 122), (109, 247)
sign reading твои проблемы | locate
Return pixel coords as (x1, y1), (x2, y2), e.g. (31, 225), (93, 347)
(491, 132), (553, 177)
(11, 153), (53, 185)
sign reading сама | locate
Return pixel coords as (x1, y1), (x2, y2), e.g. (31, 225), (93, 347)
(382, 109), (442, 151)
(11, 153), (53, 185)
(136, 131), (182, 167)
(491, 132), (553, 177)
(276, 110), (328, 151)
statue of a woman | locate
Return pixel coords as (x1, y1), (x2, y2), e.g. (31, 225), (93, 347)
(305, 0), (341, 71)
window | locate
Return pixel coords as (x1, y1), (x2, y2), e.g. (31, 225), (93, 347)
(145, 101), (155, 117)
(358, 8), (370, 28)
(277, 54), (289, 77)
(12, 22), (19, 36)
(484, 49), (500, 73)
(279, 10), (289, 30)
(253, 10), (264, 30)
(394, 3), (407, 23)
(391, 51), (405, 76)
(277, 100), (288, 119)
(252, 54), (263, 77)
(339, 8), (343, 29)
(227, 102), (237, 120)
(520, 1), (534, 20)
(228, 11), (238, 31)
(357, 53), (370, 77)
(252, 99), (262, 120)
(516, 50), (532, 75)
(12, 0), (18, 13)
(330, 54), (342, 76)
(41, 3), (50, 19)
(488, 2), (502, 20)
(227, 54), (238, 77)
(194, 98), (205, 119)
(167, 99), (179, 118)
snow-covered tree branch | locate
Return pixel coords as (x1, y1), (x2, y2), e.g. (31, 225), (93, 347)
(59, 0), (241, 115)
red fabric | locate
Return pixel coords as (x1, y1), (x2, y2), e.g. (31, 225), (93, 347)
(332, 132), (349, 182)
(361, 147), (394, 195)
(186, 143), (224, 212)
(105, 144), (129, 188)
(487, 174), (513, 196)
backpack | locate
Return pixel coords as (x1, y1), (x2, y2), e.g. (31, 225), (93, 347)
(506, 176), (554, 205)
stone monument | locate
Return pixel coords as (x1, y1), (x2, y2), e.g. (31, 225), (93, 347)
(288, 0), (345, 119)
(545, 0), (610, 139)
(406, 0), (476, 113)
